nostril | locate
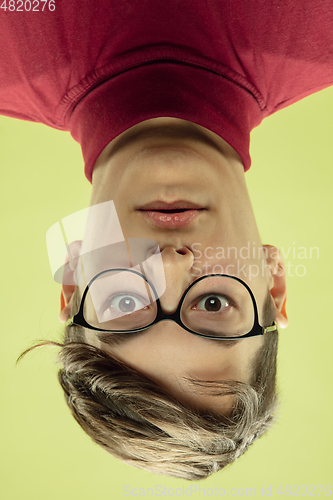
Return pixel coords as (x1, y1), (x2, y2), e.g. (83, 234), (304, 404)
(158, 246), (194, 256)
(176, 247), (190, 255)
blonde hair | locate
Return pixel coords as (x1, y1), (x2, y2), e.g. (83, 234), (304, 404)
(19, 291), (278, 480)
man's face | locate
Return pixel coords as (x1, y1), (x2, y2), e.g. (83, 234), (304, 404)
(73, 118), (285, 414)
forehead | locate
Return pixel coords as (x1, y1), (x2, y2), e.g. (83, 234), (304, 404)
(94, 319), (264, 413)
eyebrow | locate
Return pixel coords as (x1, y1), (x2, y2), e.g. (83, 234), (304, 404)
(97, 330), (148, 346)
(192, 327), (243, 345)
(97, 329), (242, 348)
(182, 376), (238, 407)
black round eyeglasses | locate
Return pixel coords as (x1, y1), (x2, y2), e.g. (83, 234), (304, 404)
(72, 269), (277, 341)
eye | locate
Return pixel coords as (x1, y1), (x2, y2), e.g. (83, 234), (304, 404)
(107, 293), (149, 314)
(194, 294), (230, 313)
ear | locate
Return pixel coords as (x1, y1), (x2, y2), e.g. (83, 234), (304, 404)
(263, 244), (288, 329)
(59, 241), (82, 323)
(59, 284), (76, 323)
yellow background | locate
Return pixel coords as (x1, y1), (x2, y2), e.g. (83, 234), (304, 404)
(1, 86), (332, 499)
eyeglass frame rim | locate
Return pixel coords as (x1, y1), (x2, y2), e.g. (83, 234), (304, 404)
(71, 269), (277, 341)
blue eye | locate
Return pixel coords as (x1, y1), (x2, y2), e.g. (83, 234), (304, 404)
(195, 295), (230, 312)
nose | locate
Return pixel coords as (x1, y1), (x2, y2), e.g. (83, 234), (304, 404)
(160, 245), (194, 264)
(158, 246), (195, 313)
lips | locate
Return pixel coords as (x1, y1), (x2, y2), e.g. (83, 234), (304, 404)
(138, 200), (203, 210)
(137, 201), (205, 228)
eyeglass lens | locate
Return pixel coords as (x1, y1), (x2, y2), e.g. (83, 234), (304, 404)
(82, 271), (255, 338)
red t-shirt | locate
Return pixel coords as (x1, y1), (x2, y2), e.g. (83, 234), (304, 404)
(1, 0), (332, 182)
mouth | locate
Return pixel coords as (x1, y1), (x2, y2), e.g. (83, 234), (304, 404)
(137, 201), (206, 228)
(138, 200), (204, 210)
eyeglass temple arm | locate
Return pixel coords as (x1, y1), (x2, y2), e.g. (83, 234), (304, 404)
(263, 321), (278, 334)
